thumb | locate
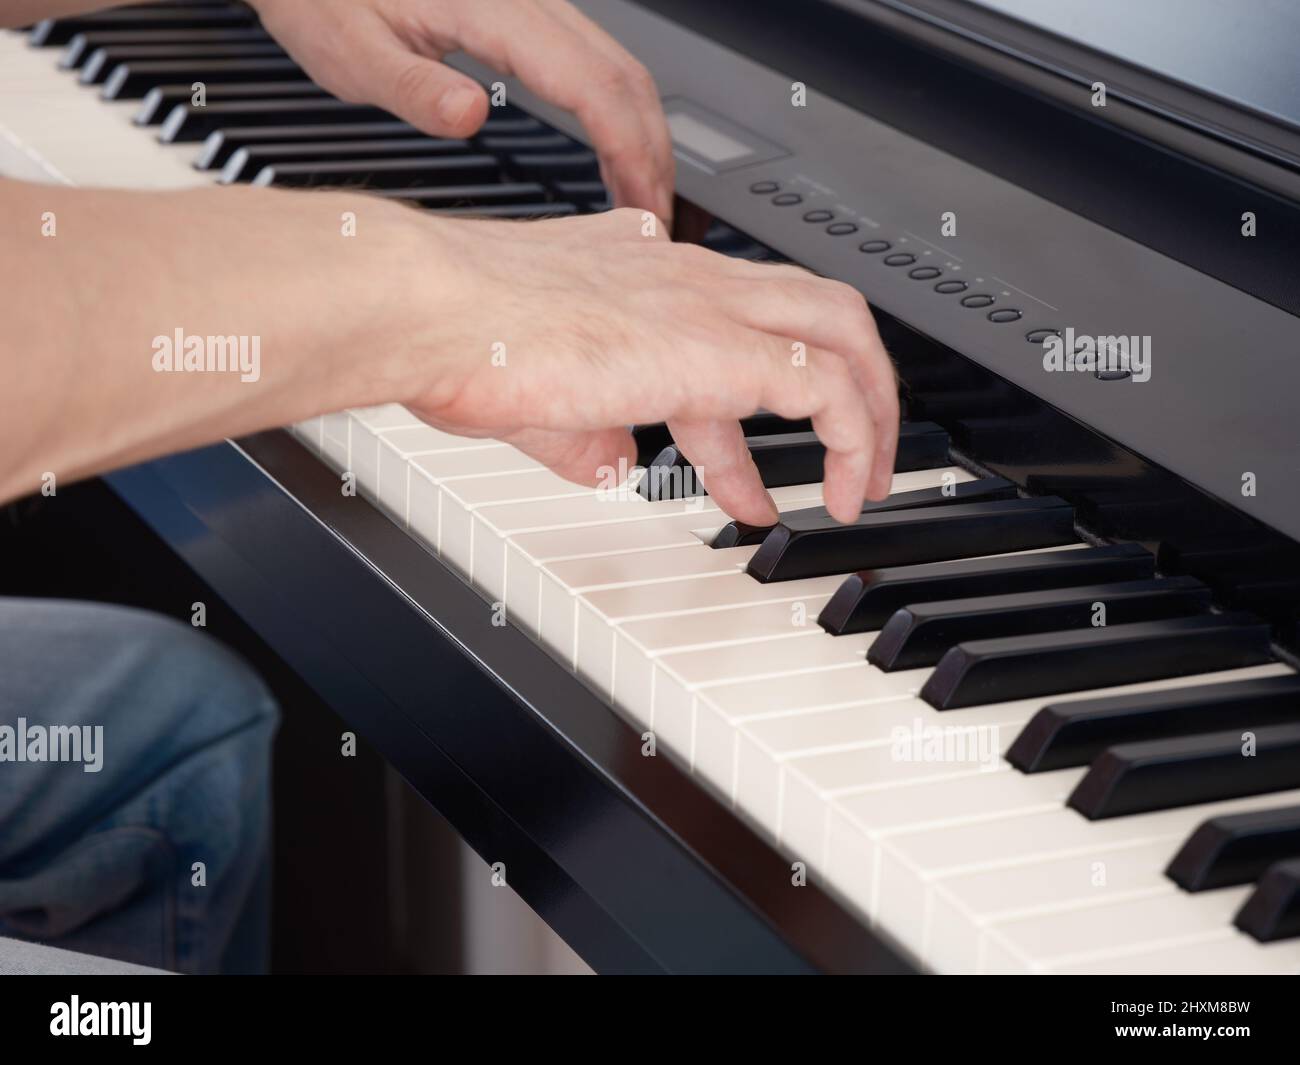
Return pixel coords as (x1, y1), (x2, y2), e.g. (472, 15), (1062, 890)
(355, 26), (490, 138)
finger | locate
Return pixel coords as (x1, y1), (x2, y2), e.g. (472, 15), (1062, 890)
(348, 16), (490, 138)
(742, 337), (874, 523)
(713, 272), (900, 501)
(541, 1), (676, 222)
(455, 2), (674, 223)
(666, 418), (778, 526)
(502, 426), (637, 488)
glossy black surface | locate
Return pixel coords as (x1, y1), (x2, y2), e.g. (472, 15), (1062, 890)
(250, 154), (496, 189)
(818, 543), (1155, 635)
(102, 57), (304, 99)
(159, 99), (390, 142)
(1167, 805), (1300, 892)
(1010, 674), (1300, 773)
(921, 612), (1274, 710)
(748, 496), (1075, 583)
(710, 475), (1015, 548)
(1235, 859), (1300, 942)
(868, 576), (1210, 671)
(1069, 724), (1300, 819)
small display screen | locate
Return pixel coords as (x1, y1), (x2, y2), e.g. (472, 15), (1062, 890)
(667, 111), (753, 163)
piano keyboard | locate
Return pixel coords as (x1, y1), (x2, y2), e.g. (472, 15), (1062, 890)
(7, 1), (1300, 974)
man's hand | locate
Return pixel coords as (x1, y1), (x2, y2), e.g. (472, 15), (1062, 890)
(394, 209), (900, 525)
(248, 0), (675, 224)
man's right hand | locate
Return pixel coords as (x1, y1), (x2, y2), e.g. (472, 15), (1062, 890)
(386, 207), (900, 526)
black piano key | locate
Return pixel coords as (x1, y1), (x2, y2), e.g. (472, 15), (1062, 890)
(921, 612), (1274, 710)
(819, 544), (1155, 636)
(194, 121), (420, 169)
(1167, 804), (1300, 892)
(478, 133), (578, 152)
(250, 155), (500, 189)
(1009, 673), (1300, 774)
(1068, 723), (1300, 820)
(374, 183), (548, 208)
(640, 430), (830, 501)
(80, 41), (285, 84)
(31, 7), (256, 47)
(748, 497), (1077, 583)
(640, 420), (950, 502)
(62, 28), (273, 69)
(472, 117), (545, 135)
(427, 203), (580, 218)
(712, 477), (1017, 549)
(889, 421), (951, 470)
(1234, 859), (1300, 942)
(137, 82), (326, 126)
(219, 138), (464, 183)
(508, 151), (600, 181)
(869, 576), (1211, 671)
(631, 413), (812, 469)
(103, 58), (304, 99)
(160, 100), (393, 143)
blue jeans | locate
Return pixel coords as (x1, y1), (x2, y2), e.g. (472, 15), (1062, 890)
(0, 598), (278, 973)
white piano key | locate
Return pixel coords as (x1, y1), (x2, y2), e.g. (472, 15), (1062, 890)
(376, 425), (500, 523)
(1049, 931), (1300, 975)
(292, 416), (324, 455)
(504, 513), (717, 635)
(984, 886), (1252, 974)
(0, 34), (211, 190)
(537, 543), (757, 675)
(610, 594), (836, 722)
(348, 405), (427, 497)
(436, 469), (599, 580)
(320, 411), (351, 471)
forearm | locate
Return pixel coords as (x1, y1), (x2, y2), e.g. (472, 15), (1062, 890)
(0, 179), (425, 503)
(4, 1), (153, 29)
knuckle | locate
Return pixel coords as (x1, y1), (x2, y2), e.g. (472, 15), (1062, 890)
(626, 60), (658, 96)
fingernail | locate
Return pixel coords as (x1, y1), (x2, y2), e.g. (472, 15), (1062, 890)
(438, 87), (477, 127)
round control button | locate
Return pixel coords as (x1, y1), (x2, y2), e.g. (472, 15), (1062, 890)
(988, 308), (1022, 323)
(960, 293), (996, 308)
(1096, 367), (1132, 381)
(883, 253), (916, 266)
(934, 280), (967, 294)
(908, 266), (942, 280)
(749, 180), (780, 195)
(858, 239), (891, 254)
(1025, 327), (1060, 344)
(802, 209), (834, 223)
(826, 222), (858, 236)
(771, 192), (802, 206)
